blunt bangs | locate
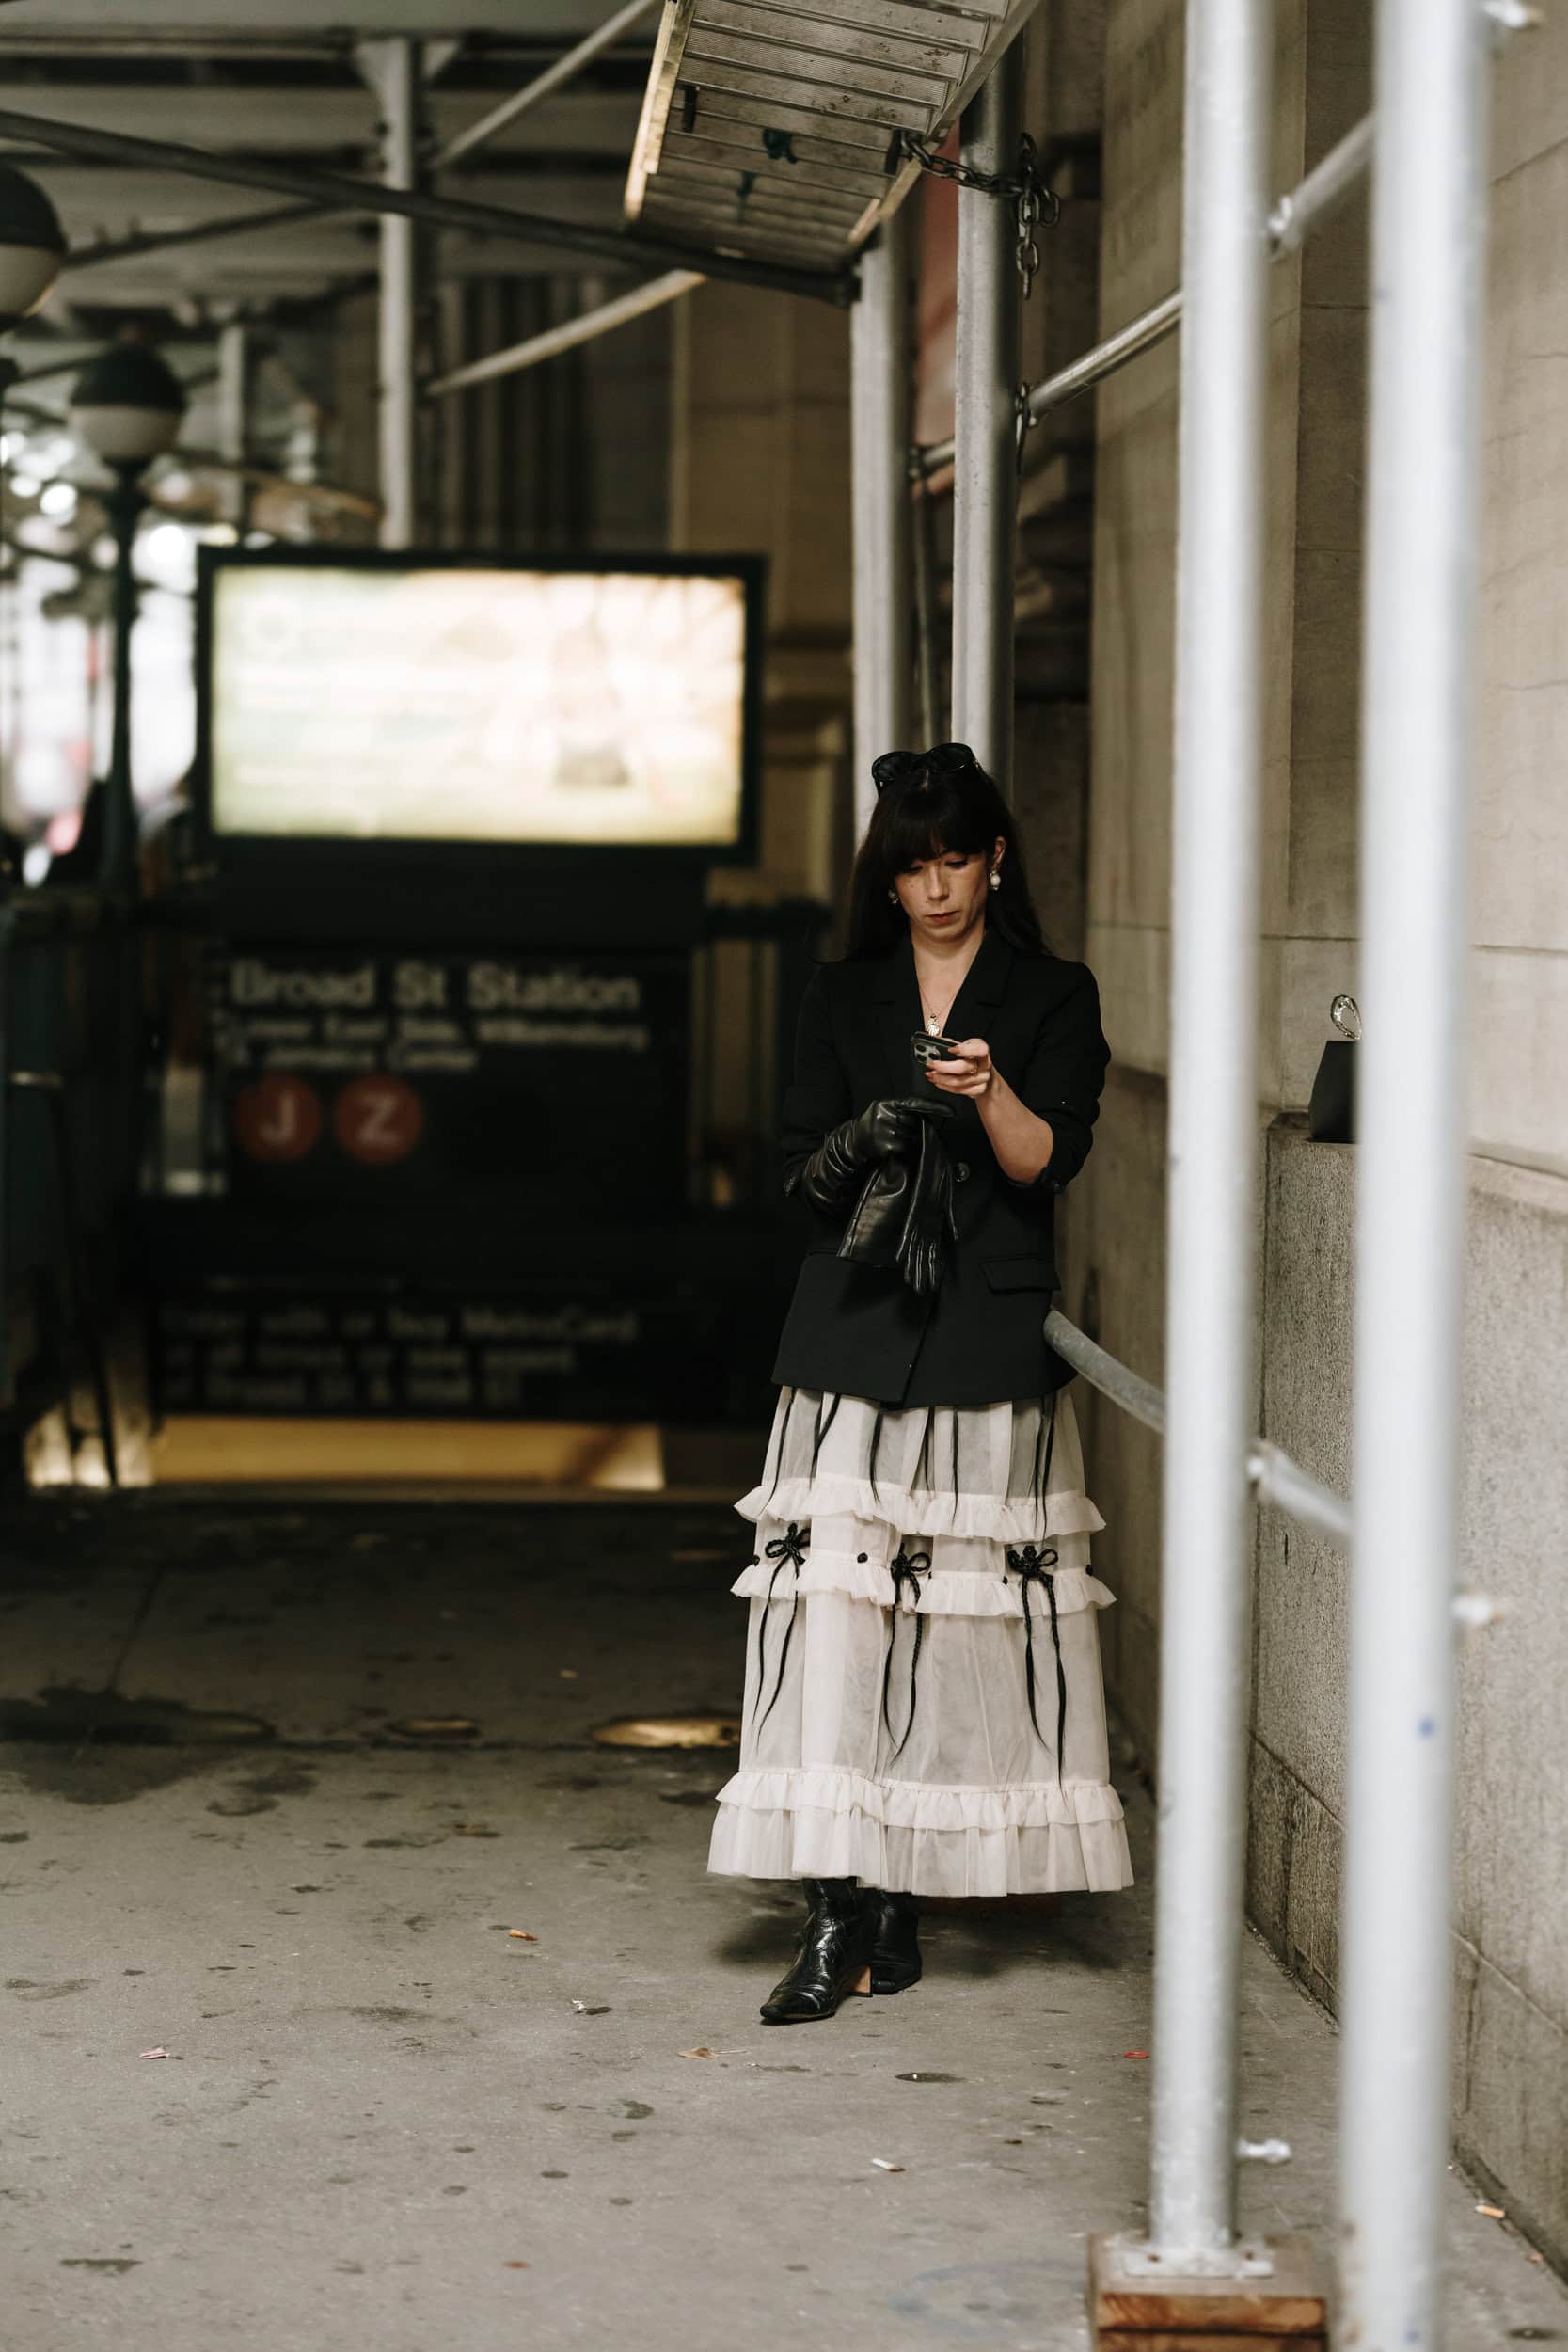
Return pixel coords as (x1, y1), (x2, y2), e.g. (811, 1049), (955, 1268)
(873, 776), (990, 877)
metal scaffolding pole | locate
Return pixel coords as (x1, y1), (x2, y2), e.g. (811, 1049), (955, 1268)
(434, 0), (660, 169)
(358, 39), (420, 549)
(1150, 0), (1271, 2261)
(216, 317), (249, 531)
(918, 110), (1374, 477)
(426, 267), (702, 399)
(1339, 0), (1490, 2342)
(949, 40), (1022, 792)
(849, 208), (914, 838)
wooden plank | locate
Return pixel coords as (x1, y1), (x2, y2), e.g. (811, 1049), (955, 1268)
(731, 0), (991, 49)
(659, 127), (885, 196)
(642, 191), (843, 248)
(641, 199), (840, 262)
(677, 45), (930, 131)
(655, 159), (868, 221)
(1088, 2239), (1328, 2341)
(688, 16), (951, 105)
(699, 0), (970, 79)
(674, 85), (897, 158)
(653, 189), (863, 243)
(650, 188), (861, 241)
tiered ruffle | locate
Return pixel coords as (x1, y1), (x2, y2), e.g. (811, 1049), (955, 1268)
(708, 1387), (1133, 1900)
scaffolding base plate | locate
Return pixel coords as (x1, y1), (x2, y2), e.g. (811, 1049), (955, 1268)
(1088, 2233), (1327, 2349)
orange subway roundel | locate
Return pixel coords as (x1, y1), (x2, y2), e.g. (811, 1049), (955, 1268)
(232, 1074), (324, 1163)
(333, 1074), (425, 1167)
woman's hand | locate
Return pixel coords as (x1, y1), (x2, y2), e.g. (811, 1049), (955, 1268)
(924, 1038), (995, 1100)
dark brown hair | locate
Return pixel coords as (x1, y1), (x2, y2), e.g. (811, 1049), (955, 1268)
(843, 743), (1048, 961)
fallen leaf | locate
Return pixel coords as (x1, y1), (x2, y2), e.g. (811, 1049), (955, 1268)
(507, 1930), (538, 1942)
(678, 2046), (713, 2060)
(1124, 2049), (1149, 2060)
(558, 1669), (579, 1680)
(1476, 2202), (1506, 2220)
(871, 2158), (904, 2172)
(452, 1823), (499, 1837)
(138, 2047), (170, 2060)
(504, 2261), (530, 2270)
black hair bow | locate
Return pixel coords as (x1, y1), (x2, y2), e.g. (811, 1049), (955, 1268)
(870, 741), (977, 793)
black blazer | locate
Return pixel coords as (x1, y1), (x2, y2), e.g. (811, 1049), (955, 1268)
(771, 930), (1109, 1407)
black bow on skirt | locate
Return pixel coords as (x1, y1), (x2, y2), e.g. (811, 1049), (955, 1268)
(752, 1521), (810, 1735)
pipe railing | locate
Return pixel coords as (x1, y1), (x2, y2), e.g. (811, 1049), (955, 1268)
(916, 111), (1375, 476)
(433, 0), (661, 169)
(1043, 1310), (1351, 1550)
(425, 265), (704, 399)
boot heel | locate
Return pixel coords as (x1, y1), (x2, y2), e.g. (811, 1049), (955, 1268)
(848, 1964), (873, 1996)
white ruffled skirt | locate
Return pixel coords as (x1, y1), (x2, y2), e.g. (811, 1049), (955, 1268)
(707, 1384), (1134, 1899)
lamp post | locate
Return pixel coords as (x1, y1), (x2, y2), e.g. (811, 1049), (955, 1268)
(69, 344), (185, 895)
(0, 161), (66, 379)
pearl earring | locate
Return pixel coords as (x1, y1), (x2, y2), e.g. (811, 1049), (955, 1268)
(887, 886), (899, 907)
(989, 868), (1001, 892)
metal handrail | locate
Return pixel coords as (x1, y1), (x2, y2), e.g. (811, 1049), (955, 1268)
(1043, 1308), (1351, 1550)
(917, 111), (1375, 475)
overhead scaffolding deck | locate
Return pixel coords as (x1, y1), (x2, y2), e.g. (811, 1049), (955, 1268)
(624, 0), (1039, 272)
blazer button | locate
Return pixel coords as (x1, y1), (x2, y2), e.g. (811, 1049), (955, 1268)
(954, 1160), (970, 1183)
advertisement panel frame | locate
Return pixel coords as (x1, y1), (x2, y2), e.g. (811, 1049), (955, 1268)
(193, 543), (767, 887)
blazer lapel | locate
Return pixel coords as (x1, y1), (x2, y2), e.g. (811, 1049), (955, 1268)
(933, 929), (1012, 1140)
(944, 926), (1013, 1041)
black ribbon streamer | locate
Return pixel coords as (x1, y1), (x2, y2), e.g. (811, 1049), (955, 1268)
(1005, 1543), (1067, 1775)
(879, 1544), (933, 1760)
(753, 1521), (810, 1734)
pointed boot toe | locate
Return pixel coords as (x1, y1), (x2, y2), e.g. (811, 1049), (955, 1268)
(760, 1879), (874, 2024)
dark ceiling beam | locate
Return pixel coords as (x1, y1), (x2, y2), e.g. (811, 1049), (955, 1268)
(0, 103), (857, 305)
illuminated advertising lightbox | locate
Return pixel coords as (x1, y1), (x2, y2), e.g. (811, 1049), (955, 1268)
(197, 549), (763, 861)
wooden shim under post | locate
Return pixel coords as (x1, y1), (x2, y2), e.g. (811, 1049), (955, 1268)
(1088, 2234), (1328, 2349)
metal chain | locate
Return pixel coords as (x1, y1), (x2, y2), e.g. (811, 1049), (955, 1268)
(895, 129), (1060, 298)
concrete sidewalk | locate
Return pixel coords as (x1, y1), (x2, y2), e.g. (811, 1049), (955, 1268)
(1, 1494), (1562, 2351)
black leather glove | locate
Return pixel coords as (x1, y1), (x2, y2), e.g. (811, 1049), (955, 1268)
(895, 1114), (958, 1299)
(793, 1096), (949, 1217)
(836, 1111), (958, 1297)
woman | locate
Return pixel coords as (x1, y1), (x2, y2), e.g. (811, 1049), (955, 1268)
(708, 743), (1133, 2023)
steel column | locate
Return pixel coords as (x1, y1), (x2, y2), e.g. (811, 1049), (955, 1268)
(1339, 0), (1490, 2342)
(950, 41), (1022, 791)
(216, 318), (249, 530)
(100, 469), (143, 897)
(850, 207), (914, 837)
(358, 38), (420, 550)
(1149, 0), (1272, 2260)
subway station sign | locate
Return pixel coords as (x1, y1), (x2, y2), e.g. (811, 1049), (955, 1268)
(213, 946), (689, 1208)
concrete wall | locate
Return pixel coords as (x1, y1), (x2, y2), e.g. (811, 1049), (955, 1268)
(1071, 0), (1568, 2272)
(669, 279), (852, 907)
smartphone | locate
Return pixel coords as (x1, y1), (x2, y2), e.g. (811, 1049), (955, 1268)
(910, 1031), (975, 1075)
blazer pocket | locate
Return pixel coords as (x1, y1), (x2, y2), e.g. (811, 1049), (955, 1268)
(982, 1254), (1059, 1293)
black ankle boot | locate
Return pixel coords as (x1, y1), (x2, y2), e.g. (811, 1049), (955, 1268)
(760, 1879), (874, 2024)
(862, 1888), (922, 1994)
